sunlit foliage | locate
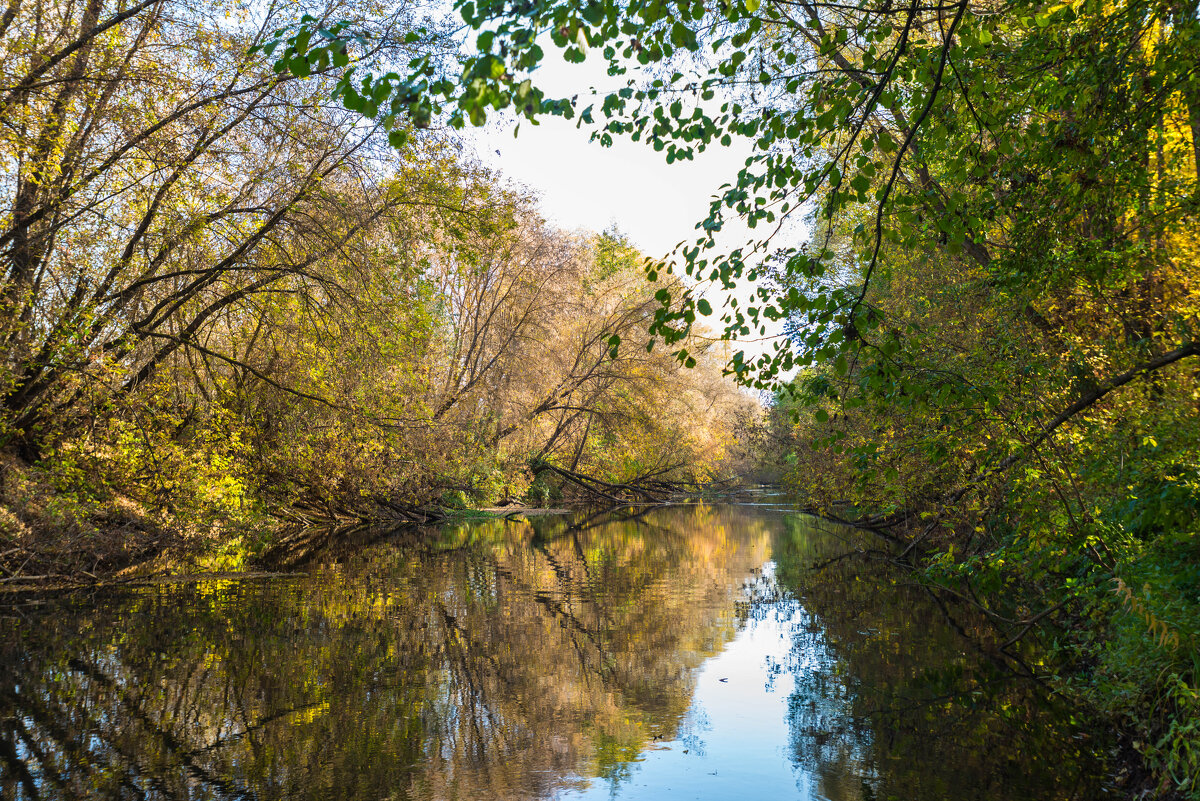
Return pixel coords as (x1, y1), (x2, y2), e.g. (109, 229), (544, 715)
(0, 0), (754, 574)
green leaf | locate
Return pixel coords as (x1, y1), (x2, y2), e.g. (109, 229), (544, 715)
(607, 333), (621, 358)
(289, 56), (311, 78)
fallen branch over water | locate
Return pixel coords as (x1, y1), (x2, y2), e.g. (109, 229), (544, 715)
(530, 460), (720, 504)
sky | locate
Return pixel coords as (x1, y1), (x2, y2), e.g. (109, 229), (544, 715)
(469, 103), (758, 262)
(464, 53), (762, 261)
(461, 52), (804, 365)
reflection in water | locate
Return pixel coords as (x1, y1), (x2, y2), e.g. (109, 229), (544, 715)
(0, 505), (1110, 800)
(773, 516), (1110, 801)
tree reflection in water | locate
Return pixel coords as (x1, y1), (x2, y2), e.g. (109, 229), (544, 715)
(772, 516), (1112, 801)
(0, 505), (1110, 800)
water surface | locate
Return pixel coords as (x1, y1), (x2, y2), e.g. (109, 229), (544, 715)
(0, 504), (1112, 800)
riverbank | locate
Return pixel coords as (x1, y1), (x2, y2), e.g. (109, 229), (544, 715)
(0, 448), (748, 587)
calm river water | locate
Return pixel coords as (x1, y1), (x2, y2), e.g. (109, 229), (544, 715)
(1, 501), (1114, 800)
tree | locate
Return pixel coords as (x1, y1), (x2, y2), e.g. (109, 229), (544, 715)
(0, 0), (455, 457)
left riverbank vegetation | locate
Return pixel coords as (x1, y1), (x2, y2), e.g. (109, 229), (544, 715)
(0, 0), (757, 580)
(267, 0), (1198, 791)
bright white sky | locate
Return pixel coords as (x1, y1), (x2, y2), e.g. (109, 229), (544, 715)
(464, 53), (763, 260)
(460, 51), (805, 367)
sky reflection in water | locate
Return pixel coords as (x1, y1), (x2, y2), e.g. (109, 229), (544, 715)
(562, 596), (804, 800)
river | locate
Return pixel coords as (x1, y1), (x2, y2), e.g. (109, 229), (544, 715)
(0, 500), (1115, 800)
